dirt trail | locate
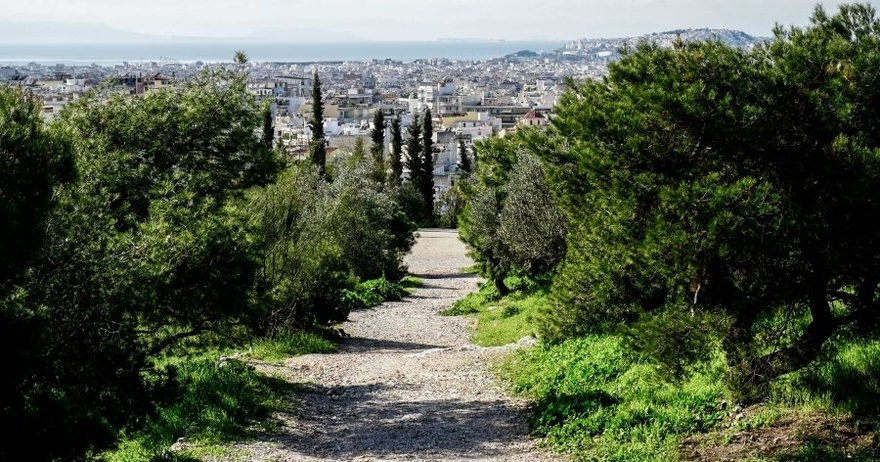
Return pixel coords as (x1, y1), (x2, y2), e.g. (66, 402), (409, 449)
(215, 229), (566, 462)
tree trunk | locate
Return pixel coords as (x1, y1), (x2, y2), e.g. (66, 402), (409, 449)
(493, 275), (510, 297)
(725, 270), (839, 404)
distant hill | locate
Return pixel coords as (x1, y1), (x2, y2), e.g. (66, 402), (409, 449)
(0, 21), (157, 43)
(0, 21), (362, 44)
(562, 28), (766, 60)
(624, 28), (765, 48)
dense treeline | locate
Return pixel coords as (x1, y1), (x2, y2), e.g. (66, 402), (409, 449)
(0, 69), (416, 460)
(461, 2), (880, 405)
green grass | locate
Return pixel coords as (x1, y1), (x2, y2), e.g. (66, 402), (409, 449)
(471, 294), (545, 346)
(449, 275), (880, 460)
(770, 338), (880, 417)
(342, 276), (415, 310)
(103, 356), (297, 462)
(248, 330), (337, 362)
(500, 335), (880, 462)
(105, 326), (346, 460)
(400, 275), (423, 289)
(500, 336), (727, 461)
(443, 275), (547, 346)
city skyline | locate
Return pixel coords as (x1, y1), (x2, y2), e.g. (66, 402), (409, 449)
(0, 0), (867, 42)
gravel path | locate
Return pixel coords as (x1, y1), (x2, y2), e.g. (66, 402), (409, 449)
(214, 229), (566, 462)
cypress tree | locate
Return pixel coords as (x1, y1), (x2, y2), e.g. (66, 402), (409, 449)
(405, 113), (422, 191)
(370, 109), (386, 184)
(389, 116), (403, 185)
(308, 72), (326, 175)
(420, 108), (435, 220)
(457, 138), (471, 174)
(262, 104), (274, 149)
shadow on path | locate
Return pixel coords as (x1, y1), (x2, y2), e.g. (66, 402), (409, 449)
(271, 383), (529, 459)
(411, 272), (480, 281)
(341, 337), (445, 353)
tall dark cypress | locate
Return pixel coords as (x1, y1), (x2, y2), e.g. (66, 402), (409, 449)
(405, 113), (422, 191)
(262, 104), (274, 149)
(308, 72), (326, 175)
(389, 116), (404, 185)
(457, 138), (471, 174)
(420, 108), (435, 220)
(369, 109), (386, 184)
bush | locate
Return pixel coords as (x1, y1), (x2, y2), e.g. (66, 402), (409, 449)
(342, 277), (411, 311)
(249, 159), (417, 333)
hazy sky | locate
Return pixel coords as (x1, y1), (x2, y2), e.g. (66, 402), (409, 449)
(2, 0), (870, 40)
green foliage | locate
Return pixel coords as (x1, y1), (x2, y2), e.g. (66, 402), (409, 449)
(457, 138), (471, 174)
(771, 337), (880, 418)
(341, 277), (411, 311)
(249, 330), (337, 362)
(497, 153), (567, 276)
(1, 85), (77, 461)
(502, 336), (727, 461)
(389, 180), (426, 227)
(0, 85), (73, 286)
(534, 3), (880, 401)
(308, 72), (326, 175)
(459, 135), (566, 294)
(766, 442), (880, 462)
(444, 274), (548, 346)
(444, 278), (502, 316)
(433, 180), (466, 229)
(420, 108), (435, 222)
(249, 159), (416, 332)
(351, 136), (366, 161)
(471, 293), (545, 347)
(370, 109), (386, 185)
(388, 116), (404, 185)
(104, 357), (294, 461)
(1, 70), (281, 461)
(327, 159), (416, 281)
(456, 272), (879, 461)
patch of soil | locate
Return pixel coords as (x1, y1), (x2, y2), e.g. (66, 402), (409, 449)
(681, 406), (877, 461)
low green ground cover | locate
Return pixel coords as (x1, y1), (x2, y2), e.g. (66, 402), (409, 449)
(105, 276), (414, 461)
(449, 278), (880, 461)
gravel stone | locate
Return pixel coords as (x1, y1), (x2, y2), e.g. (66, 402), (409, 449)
(208, 229), (567, 462)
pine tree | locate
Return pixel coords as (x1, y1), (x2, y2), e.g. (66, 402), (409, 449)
(420, 108), (435, 221)
(308, 72), (326, 175)
(369, 109), (386, 184)
(405, 113), (422, 191)
(389, 116), (404, 185)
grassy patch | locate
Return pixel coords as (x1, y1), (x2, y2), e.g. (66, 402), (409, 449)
(400, 275), (423, 289)
(452, 274), (880, 461)
(771, 338), (880, 417)
(471, 293), (545, 346)
(442, 279), (500, 316)
(443, 275), (546, 346)
(342, 277), (413, 310)
(501, 336), (727, 461)
(104, 357), (296, 461)
(248, 330), (337, 362)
